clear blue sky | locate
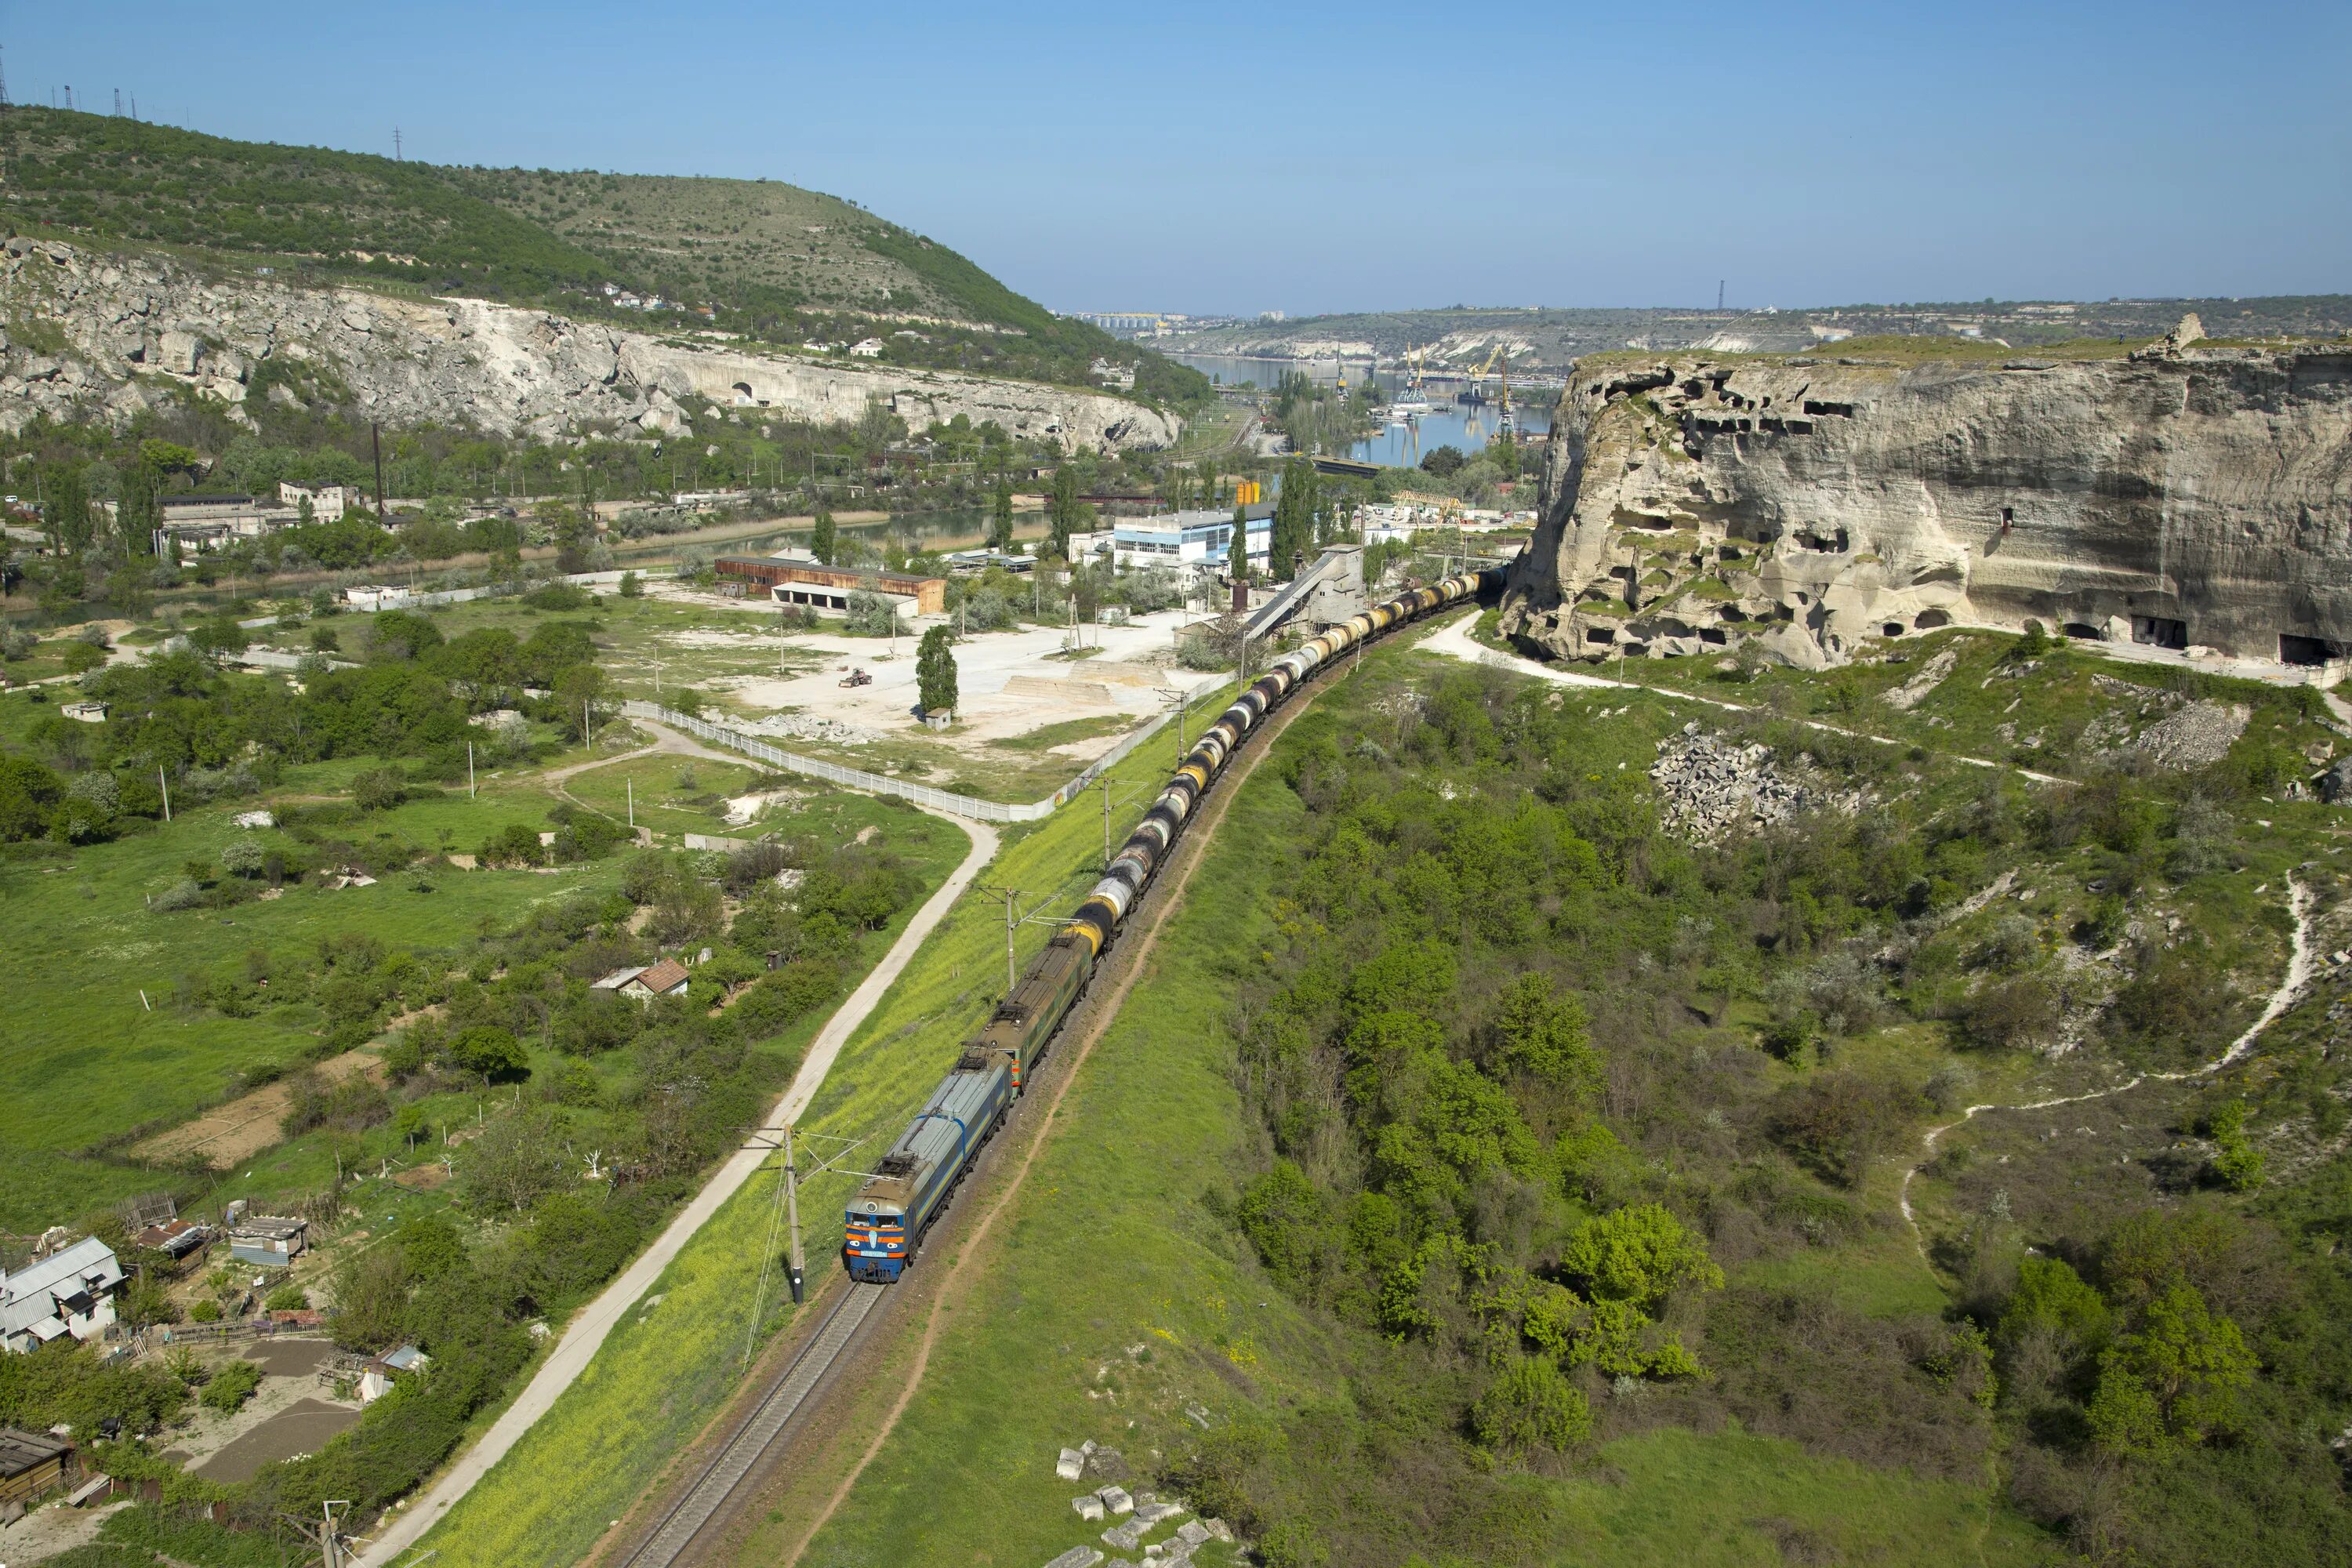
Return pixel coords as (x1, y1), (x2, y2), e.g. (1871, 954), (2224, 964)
(16, 2), (2347, 316)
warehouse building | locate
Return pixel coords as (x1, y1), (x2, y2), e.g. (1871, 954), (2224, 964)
(714, 553), (947, 617)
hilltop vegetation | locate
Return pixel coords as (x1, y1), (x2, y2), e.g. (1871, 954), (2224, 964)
(0, 107), (1207, 402)
(797, 630), (2352, 1568)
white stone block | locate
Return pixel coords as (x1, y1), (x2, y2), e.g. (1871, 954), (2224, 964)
(1098, 1486), (1134, 1516)
(1043, 1549), (1104, 1568)
(1055, 1446), (1086, 1480)
(1073, 1494), (1105, 1521)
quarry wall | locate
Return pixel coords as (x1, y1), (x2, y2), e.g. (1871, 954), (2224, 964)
(0, 237), (1178, 452)
(1501, 326), (2352, 670)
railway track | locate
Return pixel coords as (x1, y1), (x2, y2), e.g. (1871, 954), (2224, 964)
(618, 1281), (889, 1568)
(615, 582), (1501, 1566)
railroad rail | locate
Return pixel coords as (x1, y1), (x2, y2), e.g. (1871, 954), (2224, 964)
(618, 1281), (888, 1567)
(622, 569), (1504, 1562)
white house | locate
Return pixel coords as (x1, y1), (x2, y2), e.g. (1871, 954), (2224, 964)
(344, 585), (414, 612)
(1, 1237), (125, 1354)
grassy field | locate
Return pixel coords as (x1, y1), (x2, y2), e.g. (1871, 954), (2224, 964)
(0, 744), (599, 1230)
(0, 679), (967, 1235)
(407, 687), (1233, 1568)
(776, 641), (2063, 1568)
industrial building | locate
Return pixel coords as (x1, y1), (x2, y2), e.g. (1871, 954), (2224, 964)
(1108, 504), (1273, 586)
(714, 553), (948, 617)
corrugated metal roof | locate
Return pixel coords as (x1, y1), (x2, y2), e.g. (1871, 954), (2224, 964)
(1, 1237), (124, 1337)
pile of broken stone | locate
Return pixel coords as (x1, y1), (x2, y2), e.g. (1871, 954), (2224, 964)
(1649, 720), (1857, 842)
(1039, 1440), (1237, 1568)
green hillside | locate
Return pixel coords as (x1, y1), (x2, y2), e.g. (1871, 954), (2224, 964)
(0, 107), (1205, 403)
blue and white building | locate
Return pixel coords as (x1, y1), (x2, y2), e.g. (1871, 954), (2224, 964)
(1109, 505), (1274, 586)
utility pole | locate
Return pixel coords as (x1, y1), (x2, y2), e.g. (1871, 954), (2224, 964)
(394, 125), (403, 162)
(371, 423), (387, 523)
(626, 779), (633, 830)
(782, 1124), (804, 1304)
(466, 741), (475, 798)
(158, 768), (171, 822)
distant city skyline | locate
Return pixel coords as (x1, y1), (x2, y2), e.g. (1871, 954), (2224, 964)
(14, 2), (2348, 318)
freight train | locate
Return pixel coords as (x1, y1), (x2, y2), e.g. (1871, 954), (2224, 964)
(842, 564), (1504, 1283)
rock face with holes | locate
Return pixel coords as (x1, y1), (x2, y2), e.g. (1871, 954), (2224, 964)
(0, 236), (1178, 452)
(1502, 333), (2352, 668)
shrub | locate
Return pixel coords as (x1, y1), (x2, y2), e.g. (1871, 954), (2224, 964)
(522, 583), (593, 612)
(199, 1359), (262, 1414)
(189, 1299), (222, 1323)
(220, 836), (267, 877)
(263, 1283), (310, 1312)
(1237, 1161), (1329, 1297)
(352, 768), (408, 811)
(961, 588), (1015, 630)
(618, 570), (642, 598)
(1470, 1358), (1592, 1457)
(1769, 1071), (1920, 1186)
(152, 877), (205, 913)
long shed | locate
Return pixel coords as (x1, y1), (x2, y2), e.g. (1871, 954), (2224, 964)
(0, 1427), (71, 1509)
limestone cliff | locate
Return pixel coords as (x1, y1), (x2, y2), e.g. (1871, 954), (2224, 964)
(1501, 332), (2352, 669)
(0, 238), (1178, 452)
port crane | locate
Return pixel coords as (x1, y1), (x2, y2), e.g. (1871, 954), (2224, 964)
(1459, 345), (1516, 436)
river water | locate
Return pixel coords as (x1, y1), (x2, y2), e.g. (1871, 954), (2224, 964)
(1169, 353), (1553, 466)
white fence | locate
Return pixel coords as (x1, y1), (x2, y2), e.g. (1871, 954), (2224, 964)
(622, 678), (1227, 826)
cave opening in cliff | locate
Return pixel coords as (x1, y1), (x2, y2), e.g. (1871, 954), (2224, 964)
(2132, 615), (2187, 649)
(2280, 633), (2341, 666)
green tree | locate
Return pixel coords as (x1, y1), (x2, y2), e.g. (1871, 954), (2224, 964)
(1229, 502), (1250, 583)
(1047, 466), (1085, 560)
(2207, 1102), (2266, 1192)
(1998, 1256), (2111, 1353)
(116, 460), (160, 554)
(1269, 458), (1318, 580)
(916, 625), (958, 717)
(1487, 973), (1599, 1094)
(448, 1025), (528, 1080)
(46, 463), (91, 553)
(2087, 1283), (2257, 1456)
(810, 509), (837, 566)
(1559, 1203), (1723, 1315)
(618, 569), (642, 598)
(989, 474), (1015, 552)
(553, 662), (608, 739)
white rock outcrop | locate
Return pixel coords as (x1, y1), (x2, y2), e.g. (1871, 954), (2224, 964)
(0, 237), (1178, 452)
(1503, 339), (2352, 667)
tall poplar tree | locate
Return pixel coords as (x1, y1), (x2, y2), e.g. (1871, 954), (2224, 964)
(989, 474), (1015, 552)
